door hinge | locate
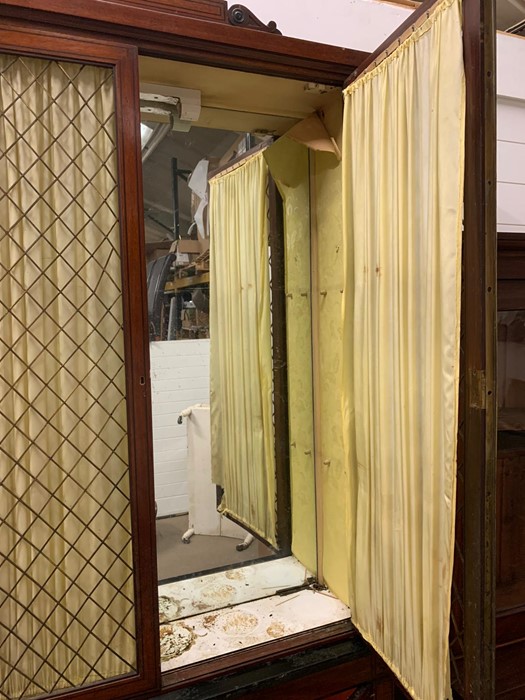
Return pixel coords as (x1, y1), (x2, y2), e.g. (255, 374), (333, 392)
(469, 368), (486, 409)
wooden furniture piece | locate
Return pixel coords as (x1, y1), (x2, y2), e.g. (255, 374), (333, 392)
(0, 0), (496, 698)
(495, 234), (525, 698)
(162, 636), (396, 700)
(496, 438), (525, 607)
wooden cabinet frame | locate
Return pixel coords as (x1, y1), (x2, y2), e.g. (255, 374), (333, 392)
(0, 0), (368, 84)
(0, 23), (160, 700)
(460, 0), (497, 696)
(0, 0), (496, 698)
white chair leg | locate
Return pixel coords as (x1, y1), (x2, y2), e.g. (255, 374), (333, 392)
(182, 527), (195, 544)
(236, 533), (254, 551)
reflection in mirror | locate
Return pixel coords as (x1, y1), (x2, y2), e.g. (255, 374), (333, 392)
(141, 112), (325, 669)
(497, 309), (525, 610)
(143, 124), (276, 569)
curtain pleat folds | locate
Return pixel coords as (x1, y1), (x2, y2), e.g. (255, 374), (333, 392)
(209, 151), (277, 547)
(341, 1), (465, 697)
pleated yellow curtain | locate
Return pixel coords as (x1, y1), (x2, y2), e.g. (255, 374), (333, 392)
(0, 55), (136, 699)
(341, 1), (465, 698)
(209, 151), (277, 547)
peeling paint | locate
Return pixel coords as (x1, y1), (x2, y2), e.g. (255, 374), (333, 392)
(158, 556), (309, 622)
(200, 582), (236, 604)
(161, 588), (351, 671)
(203, 613), (219, 627)
(266, 621), (289, 638)
(225, 568), (246, 581)
(218, 610), (259, 637)
(158, 595), (181, 624)
(160, 623), (195, 662)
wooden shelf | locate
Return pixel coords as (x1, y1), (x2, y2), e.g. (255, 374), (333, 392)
(165, 273), (210, 291)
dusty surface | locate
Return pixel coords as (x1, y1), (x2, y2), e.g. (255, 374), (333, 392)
(215, 611), (259, 636)
(160, 623), (195, 662)
(158, 556), (309, 621)
(161, 588), (351, 671)
(159, 595), (181, 624)
(200, 582), (237, 604)
(157, 557), (351, 672)
(225, 569), (246, 581)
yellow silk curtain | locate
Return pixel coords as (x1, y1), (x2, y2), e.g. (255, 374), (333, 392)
(341, 0), (465, 698)
(209, 151), (277, 547)
(0, 55), (136, 699)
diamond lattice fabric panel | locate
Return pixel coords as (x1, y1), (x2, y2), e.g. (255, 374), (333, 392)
(341, 0), (465, 698)
(0, 54), (136, 699)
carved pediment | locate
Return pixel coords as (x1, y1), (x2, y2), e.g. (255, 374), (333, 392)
(228, 4), (282, 34)
(120, 0), (281, 33)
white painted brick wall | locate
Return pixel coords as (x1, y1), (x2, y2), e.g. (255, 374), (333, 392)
(232, 0), (412, 52)
(497, 33), (525, 233)
(497, 98), (525, 232)
(150, 340), (210, 517)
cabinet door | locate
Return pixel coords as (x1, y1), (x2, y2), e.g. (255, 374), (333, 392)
(0, 24), (159, 700)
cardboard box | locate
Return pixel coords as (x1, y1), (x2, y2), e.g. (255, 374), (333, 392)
(170, 239), (201, 254)
(198, 238), (210, 253)
(169, 238), (209, 255)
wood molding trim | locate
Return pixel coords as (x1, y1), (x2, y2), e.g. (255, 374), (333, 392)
(268, 176), (292, 551)
(498, 232), (525, 253)
(461, 0), (497, 696)
(113, 0), (228, 21)
(496, 607), (525, 648)
(161, 620), (358, 691)
(0, 0), (369, 84)
(228, 4), (282, 34)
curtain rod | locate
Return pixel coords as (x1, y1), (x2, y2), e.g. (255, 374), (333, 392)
(343, 0), (439, 88)
(208, 140), (272, 180)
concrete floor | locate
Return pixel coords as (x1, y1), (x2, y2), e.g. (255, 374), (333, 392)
(156, 514), (274, 582)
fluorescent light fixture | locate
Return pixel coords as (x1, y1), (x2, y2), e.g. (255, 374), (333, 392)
(140, 123), (154, 150)
(139, 84), (202, 132)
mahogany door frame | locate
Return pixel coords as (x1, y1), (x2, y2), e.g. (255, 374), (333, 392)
(461, 0), (497, 695)
(0, 24), (160, 700)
